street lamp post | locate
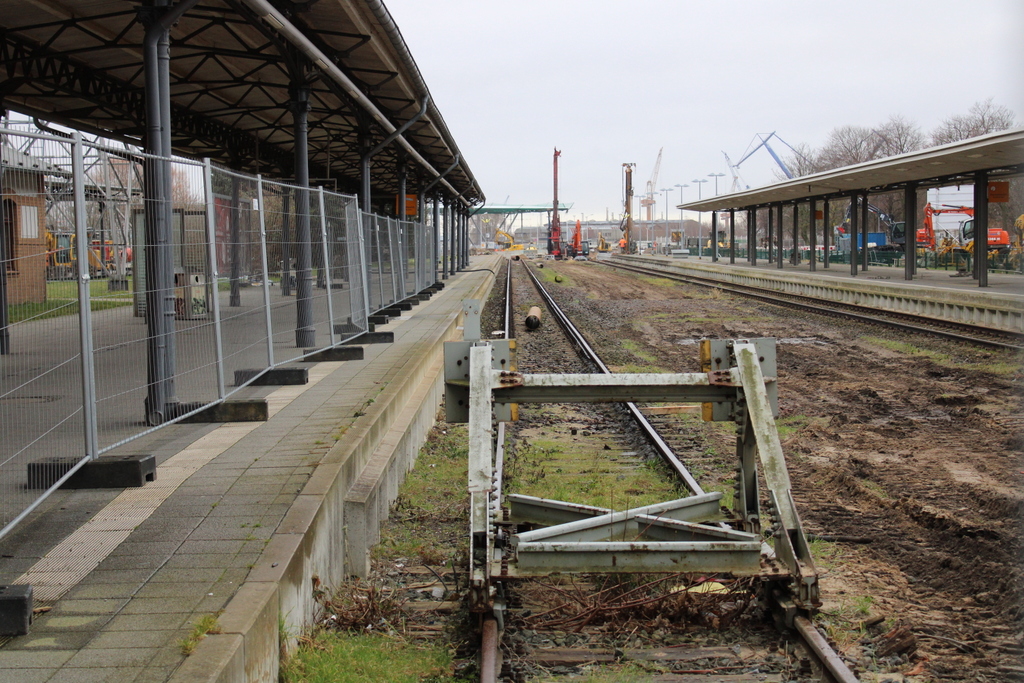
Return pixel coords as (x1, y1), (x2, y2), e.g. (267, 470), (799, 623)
(674, 183), (687, 247)
(659, 187), (671, 249)
(708, 172), (725, 196)
(691, 178), (708, 257)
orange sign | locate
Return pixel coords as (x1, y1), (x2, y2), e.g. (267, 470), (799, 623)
(395, 194), (418, 216)
(987, 181), (1009, 203)
(814, 210), (824, 220)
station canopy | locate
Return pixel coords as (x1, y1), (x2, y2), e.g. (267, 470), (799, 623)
(680, 128), (1024, 212)
(0, 0), (483, 204)
(470, 203), (572, 215)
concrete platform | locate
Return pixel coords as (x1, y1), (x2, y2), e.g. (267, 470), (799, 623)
(0, 256), (500, 683)
(620, 254), (1024, 334)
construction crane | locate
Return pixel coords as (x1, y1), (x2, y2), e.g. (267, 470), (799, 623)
(639, 148), (662, 221)
(724, 132), (808, 191)
(722, 151), (749, 193)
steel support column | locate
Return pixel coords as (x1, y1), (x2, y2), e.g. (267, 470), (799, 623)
(0, 194), (9, 355)
(748, 209), (756, 265)
(849, 193), (858, 277)
(776, 204), (784, 269)
(291, 86), (315, 348)
(860, 191), (869, 272)
(443, 200), (452, 278)
(822, 198), (830, 269)
(141, 0), (201, 423)
(974, 171), (989, 287)
(711, 211), (719, 262)
(767, 205), (774, 263)
(791, 202), (799, 266)
(729, 209), (736, 264)
(432, 196), (441, 282)
(809, 199), (817, 272)
(397, 156), (407, 222)
(451, 205), (458, 273)
(903, 183), (916, 280)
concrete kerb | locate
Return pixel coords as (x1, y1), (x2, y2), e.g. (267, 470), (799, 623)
(625, 254), (1024, 333)
(170, 257), (499, 683)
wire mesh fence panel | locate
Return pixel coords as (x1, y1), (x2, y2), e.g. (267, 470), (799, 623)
(0, 131), (89, 535)
(322, 192), (362, 341)
(401, 219), (415, 298)
(385, 217), (397, 303)
(344, 198), (368, 332)
(209, 169), (274, 387)
(0, 124), (436, 540)
(364, 212), (384, 312)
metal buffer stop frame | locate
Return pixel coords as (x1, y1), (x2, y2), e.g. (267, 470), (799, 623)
(444, 301), (819, 630)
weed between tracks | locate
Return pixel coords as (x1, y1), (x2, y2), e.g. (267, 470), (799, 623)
(280, 415), (475, 683)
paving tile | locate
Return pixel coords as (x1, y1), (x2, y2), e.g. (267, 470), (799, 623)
(108, 542), (185, 558)
(131, 666), (173, 683)
(147, 566), (227, 583)
(119, 595), (205, 615)
(94, 555), (167, 572)
(2, 631), (95, 651)
(30, 613), (114, 632)
(145, 646), (186, 669)
(78, 569), (155, 586)
(104, 613), (189, 632)
(65, 647), (158, 669)
(54, 667), (143, 683)
(49, 598), (130, 616)
(87, 630), (181, 650)
(0, 649), (76, 668)
(63, 583), (140, 601)
(133, 582), (210, 600)
(174, 540), (247, 555)
(0, 668), (52, 683)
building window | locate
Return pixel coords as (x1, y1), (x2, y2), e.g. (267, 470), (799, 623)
(2, 199), (16, 272)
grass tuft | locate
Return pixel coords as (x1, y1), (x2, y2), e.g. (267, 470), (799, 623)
(179, 612), (223, 656)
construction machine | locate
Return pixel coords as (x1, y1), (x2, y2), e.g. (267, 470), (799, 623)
(596, 234), (611, 253)
(564, 219), (584, 259)
(549, 149), (563, 258)
(619, 163), (636, 254)
(957, 217), (1011, 255)
(494, 229), (524, 251)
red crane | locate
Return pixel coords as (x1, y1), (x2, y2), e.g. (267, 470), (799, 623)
(549, 148), (562, 257)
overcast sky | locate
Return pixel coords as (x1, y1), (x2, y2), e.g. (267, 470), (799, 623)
(385, 0), (1024, 227)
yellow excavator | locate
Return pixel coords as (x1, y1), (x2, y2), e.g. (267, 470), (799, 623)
(495, 229), (524, 251)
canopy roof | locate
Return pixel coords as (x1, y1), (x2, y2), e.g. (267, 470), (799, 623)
(470, 203), (572, 215)
(680, 128), (1024, 211)
(0, 0), (483, 205)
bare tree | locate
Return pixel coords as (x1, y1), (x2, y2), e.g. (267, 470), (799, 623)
(873, 114), (925, 157)
(816, 125), (879, 170)
(930, 98), (1017, 146)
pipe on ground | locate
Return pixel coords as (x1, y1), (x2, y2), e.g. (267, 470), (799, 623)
(525, 306), (542, 330)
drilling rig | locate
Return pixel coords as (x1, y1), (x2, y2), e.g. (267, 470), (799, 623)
(619, 163), (636, 254)
(548, 148), (563, 258)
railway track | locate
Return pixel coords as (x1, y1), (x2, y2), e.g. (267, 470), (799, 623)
(601, 259), (1024, 351)
(473, 258), (860, 683)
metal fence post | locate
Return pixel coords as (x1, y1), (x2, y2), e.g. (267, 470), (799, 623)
(318, 187), (336, 346)
(256, 175), (275, 366)
(72, 131), (99, 459)
(203, 159), (226, 399)
(362, 214), (374, 317)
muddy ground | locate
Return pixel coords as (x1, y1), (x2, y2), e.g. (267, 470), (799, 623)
(523, 259), (1023, 682)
